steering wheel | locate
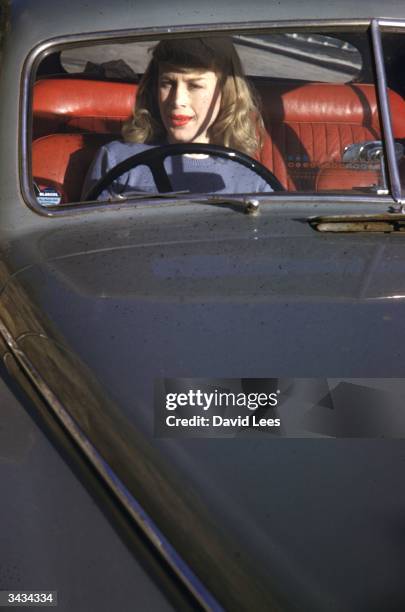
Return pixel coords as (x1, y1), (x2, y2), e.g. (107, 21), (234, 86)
(84, 143), (284, 201)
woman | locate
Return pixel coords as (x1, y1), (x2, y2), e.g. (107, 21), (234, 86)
(83, 36), (272, 199)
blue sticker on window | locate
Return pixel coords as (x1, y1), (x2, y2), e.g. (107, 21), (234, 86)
(36, 187), (62, 206)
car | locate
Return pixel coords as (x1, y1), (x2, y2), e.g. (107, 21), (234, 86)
(2, 1), (405, 610)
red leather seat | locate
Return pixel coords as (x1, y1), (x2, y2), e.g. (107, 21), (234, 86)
(33, 79), (137, 138)
(258, 82), (405, 190)
(32, 78), (405, 199)
(32, 133), (112, 202)
(33, 80), (138, 202)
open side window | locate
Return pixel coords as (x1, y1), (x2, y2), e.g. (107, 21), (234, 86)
(29, 28), (399, 208)
(381, 26), (405, 201)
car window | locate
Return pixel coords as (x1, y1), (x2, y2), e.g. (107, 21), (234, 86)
(31, 29), (386, 207)
(60, 34), (362, 82)
(382, 30), (405, 199)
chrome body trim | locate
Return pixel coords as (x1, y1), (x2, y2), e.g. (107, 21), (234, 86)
(378, 19), (405, 30)
(0, 316), (223, 612)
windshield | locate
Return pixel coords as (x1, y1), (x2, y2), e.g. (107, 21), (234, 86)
(31, 29), (394, 207)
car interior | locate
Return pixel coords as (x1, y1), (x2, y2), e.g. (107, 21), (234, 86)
(31, 32), (405, 204)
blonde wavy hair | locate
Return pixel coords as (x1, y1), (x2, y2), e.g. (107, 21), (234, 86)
(122, 37), (265, 157)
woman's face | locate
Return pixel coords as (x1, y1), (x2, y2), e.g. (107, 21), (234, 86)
(158, 67), (221, 144)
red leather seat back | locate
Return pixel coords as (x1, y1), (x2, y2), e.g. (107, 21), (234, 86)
(33, 79), (137, 138)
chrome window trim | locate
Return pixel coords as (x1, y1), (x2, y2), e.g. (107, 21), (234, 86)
(21, 18), (396, 215)
(376, 19), (405, 207)
(371, 20), (403, 205)
(378, 19), (405, 30)
(39, 194), (395, 219)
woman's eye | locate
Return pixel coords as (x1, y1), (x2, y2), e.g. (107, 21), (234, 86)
(189, 84), (202, 90)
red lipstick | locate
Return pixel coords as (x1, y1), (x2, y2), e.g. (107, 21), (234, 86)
(170, 114), (193, 126)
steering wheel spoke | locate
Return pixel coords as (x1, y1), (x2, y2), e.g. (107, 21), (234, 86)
(148, 157), (173, 193)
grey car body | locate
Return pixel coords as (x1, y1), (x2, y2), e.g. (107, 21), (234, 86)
(2, 1), (405, 611)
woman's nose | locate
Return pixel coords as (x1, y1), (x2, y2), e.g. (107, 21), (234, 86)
(172, 83), (189, 107)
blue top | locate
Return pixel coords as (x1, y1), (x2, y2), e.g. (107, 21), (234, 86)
(82, 141), (273, 200)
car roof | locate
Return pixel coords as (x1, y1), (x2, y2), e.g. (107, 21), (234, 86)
(7, 0), (405, 48)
